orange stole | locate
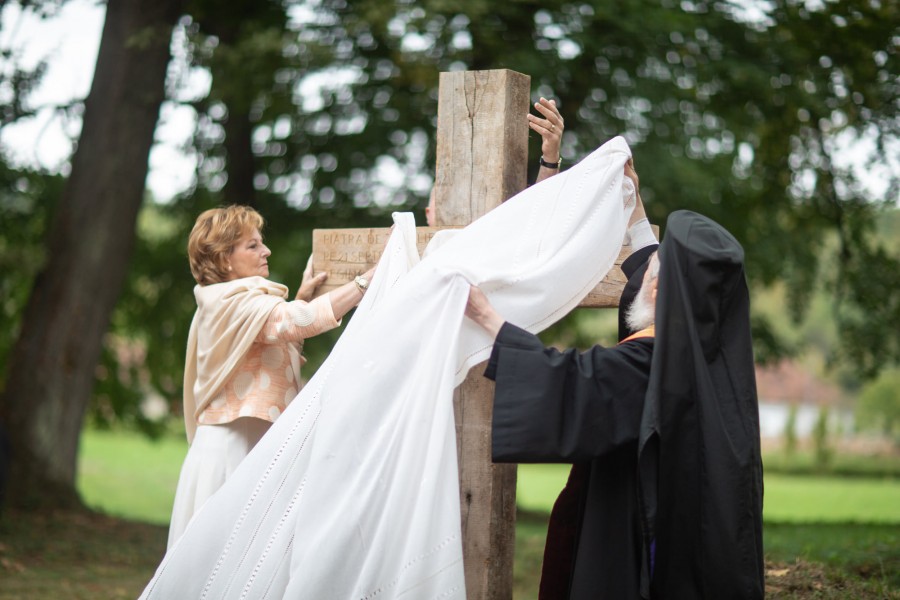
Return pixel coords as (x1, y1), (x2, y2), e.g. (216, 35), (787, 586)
(620, 325), (655, 344)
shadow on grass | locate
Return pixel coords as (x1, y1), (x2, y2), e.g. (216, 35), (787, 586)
(0, 508), (166, 600)
(0, 508), (897, 599)
(764, 520), (900, 598)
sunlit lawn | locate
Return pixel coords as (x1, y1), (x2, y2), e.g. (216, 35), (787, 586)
(81, 429), (900, 525)
(77, 428), (187, 525)
(516, 463), (900, 523)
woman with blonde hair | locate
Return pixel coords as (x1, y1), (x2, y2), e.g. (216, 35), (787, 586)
(167, 204), (375, 549)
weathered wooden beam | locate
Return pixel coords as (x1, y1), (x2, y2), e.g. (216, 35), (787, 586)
(435, 68), (529, 600)
(433, 70), (530, 228)
(310, 227), (456, 297)
(311, 228), (657, 308)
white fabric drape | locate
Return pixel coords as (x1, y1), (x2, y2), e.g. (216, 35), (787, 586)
(140, 136), (635, 600)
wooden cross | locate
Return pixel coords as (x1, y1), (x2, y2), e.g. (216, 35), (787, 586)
(311, 69), (644, 599)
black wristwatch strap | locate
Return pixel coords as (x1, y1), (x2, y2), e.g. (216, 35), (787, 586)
(539, 155), (562, 169)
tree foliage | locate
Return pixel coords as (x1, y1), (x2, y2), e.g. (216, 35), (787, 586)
(2, 0), (898, 444)
(812, 407), (833, 470)
(0, 0), (63, 392)
(0, 163), (63, 390)
(856, 369), (900, 446)
(166, 0), (899, 367)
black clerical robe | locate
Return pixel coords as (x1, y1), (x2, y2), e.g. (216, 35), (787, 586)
(485, 211), (764, 600)
(491, 244), (658, 600)
(638, 211), (764, 599)
(486, 323), (653, 599)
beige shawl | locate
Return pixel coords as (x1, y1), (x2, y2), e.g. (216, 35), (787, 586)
(182, 276), (288, 443)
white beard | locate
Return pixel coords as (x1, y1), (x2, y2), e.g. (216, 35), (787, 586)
(625, 281), (655, 333)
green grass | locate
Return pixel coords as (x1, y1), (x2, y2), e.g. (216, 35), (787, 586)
(3, 509), (896, 600)
(55, 429), (900, 599)
(764, 474), (900, 522)
(77, 428), (187, 525)
(78, 430), (900, 526)
(0, 509), (167, 600)
(513, 463), (900, 596)
(765, 522), (900, 577)
(517, 463), (900, 523)
(764, 450), (900, 479)
(516, 463), (570, 513)
(511, 511), (900, 598)
(513, 510), (551, 598)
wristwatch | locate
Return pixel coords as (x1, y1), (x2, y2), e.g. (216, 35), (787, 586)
(354, 275), (369, 293)
(539, 155), (562, 169)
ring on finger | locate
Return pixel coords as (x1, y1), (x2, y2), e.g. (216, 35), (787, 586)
(550, 124), (555, 132)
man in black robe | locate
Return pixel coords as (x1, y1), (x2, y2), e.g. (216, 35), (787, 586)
(464, 209), (764, 599)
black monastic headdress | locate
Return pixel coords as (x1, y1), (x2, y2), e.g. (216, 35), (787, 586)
(638, 210), (765, 599)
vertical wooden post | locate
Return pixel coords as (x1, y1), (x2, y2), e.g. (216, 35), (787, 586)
(435, 69), (530, 600)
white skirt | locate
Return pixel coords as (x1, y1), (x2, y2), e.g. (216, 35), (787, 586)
(167, 417), (271, 549)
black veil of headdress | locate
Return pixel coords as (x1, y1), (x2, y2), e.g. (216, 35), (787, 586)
(638, 210), (764, 598)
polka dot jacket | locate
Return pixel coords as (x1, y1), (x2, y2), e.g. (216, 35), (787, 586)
(197, 296), (339, 426)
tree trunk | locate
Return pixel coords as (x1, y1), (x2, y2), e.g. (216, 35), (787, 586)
(0, 0), (184, 510)
(221, 107), (256, 206)
(200, 6), (263, 207)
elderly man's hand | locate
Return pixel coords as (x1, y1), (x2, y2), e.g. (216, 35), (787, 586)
(465, 285), (505, 340)
(624, 158), (647, 227)
(624, 159), (640, 194)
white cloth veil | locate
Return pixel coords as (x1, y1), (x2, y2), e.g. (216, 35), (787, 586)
(140, 136), (635, 600)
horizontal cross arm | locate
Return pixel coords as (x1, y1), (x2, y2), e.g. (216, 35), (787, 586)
(310, 226), (658, 309)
